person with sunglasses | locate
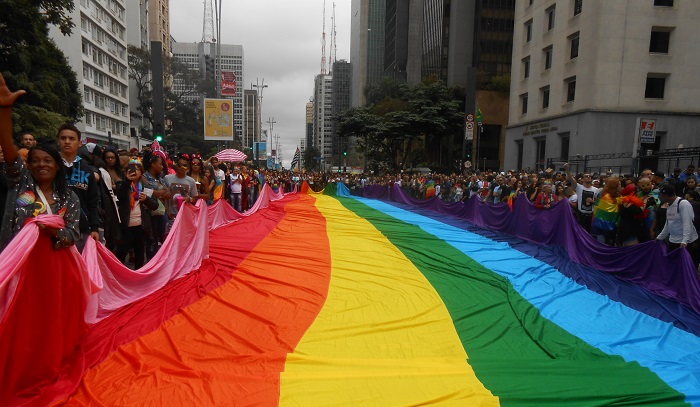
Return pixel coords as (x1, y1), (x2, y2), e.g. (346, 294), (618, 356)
(163, 153), (199, 234)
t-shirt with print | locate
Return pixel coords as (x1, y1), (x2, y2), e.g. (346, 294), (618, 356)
(576, 183), (600, 214)
(163, 174), (198, 216)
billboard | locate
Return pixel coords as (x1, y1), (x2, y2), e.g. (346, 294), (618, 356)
(221, 71), (236, 97)
(203, 99), (234, 141)
(254, 141), (267, 161)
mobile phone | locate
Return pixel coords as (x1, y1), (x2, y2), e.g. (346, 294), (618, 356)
(127, 163), (138, 173)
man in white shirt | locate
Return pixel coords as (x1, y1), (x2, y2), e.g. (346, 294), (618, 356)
(565, 163), (600, 233)
(656, 183), (699, 268)
(229, 167), (243, 212)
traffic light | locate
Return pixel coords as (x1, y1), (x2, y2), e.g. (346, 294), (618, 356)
(466, 142), (473, 159)
(343, 150), (347, 156)
(154, 123), (163, 142)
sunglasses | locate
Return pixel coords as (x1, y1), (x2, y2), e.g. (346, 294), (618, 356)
(178, 162), (190, 168)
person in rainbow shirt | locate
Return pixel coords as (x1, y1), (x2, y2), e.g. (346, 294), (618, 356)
(591, 177), (622, 245)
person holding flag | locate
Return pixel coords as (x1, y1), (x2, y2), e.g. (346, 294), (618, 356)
(290, 147), (300, 170)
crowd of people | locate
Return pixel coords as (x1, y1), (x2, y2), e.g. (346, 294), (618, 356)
(2, 72), (699, 271)
(0, 74), (307, 269)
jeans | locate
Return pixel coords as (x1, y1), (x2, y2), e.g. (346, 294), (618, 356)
(231, 192), (242, 212)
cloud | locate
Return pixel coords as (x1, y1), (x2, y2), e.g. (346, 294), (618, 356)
(170, 0), (351, 167)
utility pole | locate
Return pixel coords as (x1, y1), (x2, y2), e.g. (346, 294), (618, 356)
(267, 117), (276, 167)
(252, 79), (267, 151)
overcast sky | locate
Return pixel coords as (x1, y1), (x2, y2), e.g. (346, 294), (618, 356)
(170, 0), (351, 167)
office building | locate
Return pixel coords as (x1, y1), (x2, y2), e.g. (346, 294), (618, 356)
(50, 0), (131, 148)
(505, 0), (700, 173)
(332, 60), (353, 166)
(171, 41), (244, 141)
(313, 74), (334, 169)
(351, 0), (387, 107)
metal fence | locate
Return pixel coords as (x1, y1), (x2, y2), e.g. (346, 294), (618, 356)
(547, 147), (700, 177)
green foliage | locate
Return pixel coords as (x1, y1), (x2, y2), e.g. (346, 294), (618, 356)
(11, 105), (71, 140)
(303, 146), (321, 171)
(128, 46), (218, 155)
(339, 79), (465, 172)
(0, 0), (82, 136)
(479, 74), (511, 93)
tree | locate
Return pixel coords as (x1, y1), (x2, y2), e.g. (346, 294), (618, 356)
(338, 79), (464, 172)
(303, 146), (321, 171)
(127, 46), (218, 155)
(1, 0), (82, 138)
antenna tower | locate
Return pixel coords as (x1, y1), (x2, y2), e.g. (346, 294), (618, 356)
(329, 2), (337, 74)
(202, 0), (215, 43)
(320, 0), (327, 75)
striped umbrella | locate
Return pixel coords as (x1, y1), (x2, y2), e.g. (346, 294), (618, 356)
(214, 148), (247, 162)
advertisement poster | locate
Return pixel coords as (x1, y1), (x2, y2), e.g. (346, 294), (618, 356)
(254, 142), (267, 161)
(221, 71), (237, 97)
(203, 99), (234, 141)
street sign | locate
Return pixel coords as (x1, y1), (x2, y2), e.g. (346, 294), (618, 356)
(639, 118), (656, 144)
(466, 114), (474, 122)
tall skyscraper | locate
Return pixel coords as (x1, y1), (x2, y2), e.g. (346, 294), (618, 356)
(332, 60), (353, 166)
(306, 101), (314, 156)
(171, 41), (244, 141)
(50, 0), (131, 148)
(313, 74), (334, 169)
(351, 0), (387, 107)
(148, 0), (171, 56)
(505, 0), (700, 172)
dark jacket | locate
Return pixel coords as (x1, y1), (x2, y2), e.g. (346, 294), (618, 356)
(115, 177), (159, 234)
(64, 157), (102, 233)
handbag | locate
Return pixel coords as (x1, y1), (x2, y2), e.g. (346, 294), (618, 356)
(151, 199), (166, 216)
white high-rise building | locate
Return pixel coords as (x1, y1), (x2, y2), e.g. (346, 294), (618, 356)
(50, 0), (131, 148)
(171, 41), (244, 141)
(313, 74), (334, 170)
(505, 0), (700, 173)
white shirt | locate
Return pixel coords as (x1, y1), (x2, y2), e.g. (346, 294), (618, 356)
(657, 197), (698, 245)
(575, 183), (600, 214)
(230, 173), (242, 194)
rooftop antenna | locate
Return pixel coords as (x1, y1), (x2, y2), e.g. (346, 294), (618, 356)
(201, 0), (214, 43)
(321, 0), (327, 75)
(329, 2), (337, 73)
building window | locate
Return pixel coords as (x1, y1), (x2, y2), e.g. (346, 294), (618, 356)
(525, 20), (532, 43)
(649, 28), (671, 53)
(559, 133), (570, 160)
(654, 0), (673, 6)
(541, 86), (550, 109)
(543, 46), (553, 70)
(523, 57), (530, 79)
(546, 6), (556, 31)
(573, 0), (583, 16)
(566, 77), (576, 102)
(521, 93), (528, 115)
(645, 75), (667, 99)
(570, 33), (580, 59)
(535, 137), (547, 171)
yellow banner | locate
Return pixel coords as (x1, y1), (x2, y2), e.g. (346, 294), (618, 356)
(203, 98), (234, 141)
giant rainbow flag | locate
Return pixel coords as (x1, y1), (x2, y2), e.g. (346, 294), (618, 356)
(1, 182), (700, 406)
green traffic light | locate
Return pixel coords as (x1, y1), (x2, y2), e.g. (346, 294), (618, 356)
(155, 135), (163, 142)
(343, 151), (347, 156)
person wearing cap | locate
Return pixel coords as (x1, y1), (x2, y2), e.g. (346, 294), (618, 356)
(656, 183), (699, 267)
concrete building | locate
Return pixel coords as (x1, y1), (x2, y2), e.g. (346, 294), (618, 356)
(351, 0), (386, 107)
(505, 0), (700, 174)
(148, 0), (171, 56)
(332, 60), (353, 167)
(306, 101), (314, 157)
(50, 0), (131, 148)
(171, 41), (244, 141)
(313, 74), (334, 169)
